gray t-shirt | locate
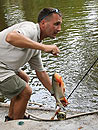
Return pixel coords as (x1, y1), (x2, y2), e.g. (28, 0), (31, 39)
(0, 21), (45, 81)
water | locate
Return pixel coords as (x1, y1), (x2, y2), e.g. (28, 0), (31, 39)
(0, 0), (98, 112)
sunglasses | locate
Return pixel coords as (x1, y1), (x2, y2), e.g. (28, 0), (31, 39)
(41, 8), (61, 21)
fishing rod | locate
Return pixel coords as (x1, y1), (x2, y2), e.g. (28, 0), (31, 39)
(67, 57), (98, 100)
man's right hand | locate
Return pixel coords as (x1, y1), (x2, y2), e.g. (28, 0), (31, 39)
(44, 44), (60, 56)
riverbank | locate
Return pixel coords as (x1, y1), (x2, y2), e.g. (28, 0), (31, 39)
(0, 103), (98, 130)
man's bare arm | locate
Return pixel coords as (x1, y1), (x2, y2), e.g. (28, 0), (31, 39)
(6, 31), (60, 55)
(35, 70), (52, 92)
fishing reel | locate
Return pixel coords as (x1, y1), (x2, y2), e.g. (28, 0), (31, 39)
(57, 111), (66, 120)
(55, 105), (67, 120)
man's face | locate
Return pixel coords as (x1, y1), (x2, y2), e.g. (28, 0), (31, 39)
(44, 13), (62, 38)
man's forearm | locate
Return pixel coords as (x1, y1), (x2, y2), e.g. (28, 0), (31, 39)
(5, 31), (60, 55)
(36, 71), (52, 92)
(6, 31), (45, 50)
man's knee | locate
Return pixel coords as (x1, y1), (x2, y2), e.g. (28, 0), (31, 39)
(19, 84), (32, 100)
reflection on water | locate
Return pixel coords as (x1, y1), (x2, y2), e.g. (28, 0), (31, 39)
(0, 0), (98, 112)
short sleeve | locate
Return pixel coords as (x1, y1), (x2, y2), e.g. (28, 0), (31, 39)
(15, 23), (37, 40)
(28, 50), (45, 72)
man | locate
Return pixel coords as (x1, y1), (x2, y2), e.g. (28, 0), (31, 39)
(0, 7), (62, 121)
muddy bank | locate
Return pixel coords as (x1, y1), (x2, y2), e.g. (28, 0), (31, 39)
(0, 103), (98, 130)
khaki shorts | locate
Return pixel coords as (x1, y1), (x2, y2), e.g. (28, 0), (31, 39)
(0, 75), (26, 99)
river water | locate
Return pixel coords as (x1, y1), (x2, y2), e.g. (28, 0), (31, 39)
(0, 0), (98, 112)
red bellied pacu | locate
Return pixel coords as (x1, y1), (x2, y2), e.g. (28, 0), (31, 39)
(52, 73), (69, 108)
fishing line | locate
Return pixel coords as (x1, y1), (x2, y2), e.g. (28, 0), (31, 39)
(67, 57), (98, 100)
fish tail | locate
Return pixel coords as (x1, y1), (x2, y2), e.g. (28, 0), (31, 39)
(60, 97), (69, 104)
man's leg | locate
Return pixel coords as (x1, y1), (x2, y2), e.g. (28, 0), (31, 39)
(8, 97), (16, 119)
(8, 71), (31, 119)
(8, 84), (32, 120)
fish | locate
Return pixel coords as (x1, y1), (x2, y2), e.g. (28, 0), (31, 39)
(52, 73), (69, 108)
(78, 127), (83, 130)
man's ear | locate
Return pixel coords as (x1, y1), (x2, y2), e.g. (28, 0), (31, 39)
(40, 19), (47, 28)
(41, 19), (46, 25)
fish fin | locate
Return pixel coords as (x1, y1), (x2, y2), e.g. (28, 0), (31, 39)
(60, 97), (69, 103)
